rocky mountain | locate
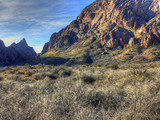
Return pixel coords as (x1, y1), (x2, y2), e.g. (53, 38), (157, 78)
(0, 40), (7, 66)
(42, 0), (160, 56)
(0, 39), (37, 66)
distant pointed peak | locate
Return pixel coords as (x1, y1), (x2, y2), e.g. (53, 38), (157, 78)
(18, 38), (28, 46)
(0, 40), (5, 47)
(0, 40), (3, 43)
(22, 38), (26, 41)
(20, 38), (27, 43)
(10, 42), (16, 47)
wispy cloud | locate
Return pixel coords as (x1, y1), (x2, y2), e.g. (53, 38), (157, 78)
(0, 0), (95, 50)
(3, 35), (22, 46)
(32, 46), (43, 53)
(0, 0), (78, 25)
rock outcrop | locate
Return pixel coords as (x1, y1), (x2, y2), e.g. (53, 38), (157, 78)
(0, 40), (7, 66)
(0, 39), (37, 66)
(42, 0), (160, 55)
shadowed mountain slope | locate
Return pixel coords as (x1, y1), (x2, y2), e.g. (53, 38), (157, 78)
(0, 39), (37, 66)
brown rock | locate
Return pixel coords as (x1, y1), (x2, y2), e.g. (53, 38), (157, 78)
(42, 0), (160, 55)
(127, 38), (138, 47)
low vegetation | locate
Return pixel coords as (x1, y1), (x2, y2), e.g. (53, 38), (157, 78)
(0, 61), (160, 120)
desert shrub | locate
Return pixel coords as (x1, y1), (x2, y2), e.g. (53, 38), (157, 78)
(33, 71), (58, 80)
(52, 95), (75, 119)
(50, 67), (72, 78)
(0, 82), (15, 93)
(82, 75), (96, 84)
(17, 70), (25, 75)
(25, 63), (32, 69)
(0, 76), (3, 81)
(110, 63), (119, 70)
(149, 81), (160, 95)
(130, 69), (150, 78)
(9, 75), (21, 81)
(26, 71), (33, 76)
(7, 69), (17, 74)
(38, 63), (46, 68)
(94, 80), (107, 87)
(43, 76), (52, 81)
(96, 64), (101, 67)
(49, 80), (87, 120)
(105, 64), (109, 67)
(58, 69), (72, 77)
(33, 73), (46, 80)
(45, 65), (55, 69)
(2, 71), (7, 75)
(11, 65), (17, 68)
(86, 91), (106, 109)
(45, 72), (57, 79)
(86, 91), (121, 111)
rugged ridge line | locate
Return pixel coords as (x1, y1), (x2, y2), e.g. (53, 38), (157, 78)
(0, 38), (37, 66)
(42, 0), (160, 55)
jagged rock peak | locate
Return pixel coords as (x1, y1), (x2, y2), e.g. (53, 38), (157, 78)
(0, 40), (5, 47)
(0, 39), (37, 66)
(42, 0), (160, 54)
(18, 38), (28, 46)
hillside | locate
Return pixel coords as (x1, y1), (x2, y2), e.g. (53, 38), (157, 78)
(41, 0), (160, 65)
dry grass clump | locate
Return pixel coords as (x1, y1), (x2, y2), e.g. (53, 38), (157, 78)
(0, 61), (160, 120)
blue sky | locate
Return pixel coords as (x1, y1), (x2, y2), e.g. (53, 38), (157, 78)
(0, 0), (95, 53)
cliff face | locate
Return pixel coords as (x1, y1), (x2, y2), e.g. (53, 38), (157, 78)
(42, 0), (160, 55)
(0, 39), (37, 66)
(0, 40), (7, 66)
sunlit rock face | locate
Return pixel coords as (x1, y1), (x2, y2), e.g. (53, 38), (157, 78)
(42, 0), (160, 54)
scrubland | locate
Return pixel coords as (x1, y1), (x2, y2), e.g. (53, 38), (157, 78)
(0, 61), (160, 120)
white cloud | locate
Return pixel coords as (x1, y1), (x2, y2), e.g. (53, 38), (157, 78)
(32, 46), (43, 53)
(1, 35), (43, 53)
(36, 21), (71, 29)
(0, 0), (95, 53)
(3, 35), (22, 46)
